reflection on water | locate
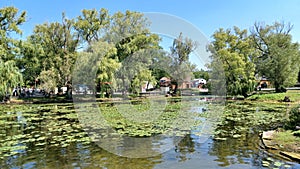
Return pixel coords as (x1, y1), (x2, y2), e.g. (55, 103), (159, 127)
(0, 102), (299, 169)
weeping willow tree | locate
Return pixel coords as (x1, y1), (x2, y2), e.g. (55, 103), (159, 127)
(208, 27), (256, 97)
(0, 6), (26, 101)
(0, 60), (23, 100)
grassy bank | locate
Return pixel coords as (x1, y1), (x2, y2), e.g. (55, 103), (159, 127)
(247, 90), (300, 102)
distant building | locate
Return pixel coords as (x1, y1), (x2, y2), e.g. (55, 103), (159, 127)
(192, 78), (207, 88)
(159, 77), (171, 87)
(259, 76), (270, 88)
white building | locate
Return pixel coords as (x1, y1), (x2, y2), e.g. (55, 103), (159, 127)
(192, 78), (207, 88)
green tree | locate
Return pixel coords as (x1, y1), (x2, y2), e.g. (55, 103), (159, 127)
(251, 22), (300, 92)
(73, 41), (120, 98)
(131, 69), (156, 94)
(169, 32), (197, 94)
(105, 11), (161, 95)
(73, 10), (162, 97)
(30, 13), (79, 92)
(0, 60), (22, 100)
(208, 27), (256, 97)
(193, 68), (209, 80)
(74, 8), (109, 45)
(92, 41), (120, 97)
(17, 40), (44, 86)
(38, 67), (57, 95)
(115, 49), (158, 96)
(0, 6), (26, 61)
(170, 32), (197, 64)
(0, 6), (26, 100)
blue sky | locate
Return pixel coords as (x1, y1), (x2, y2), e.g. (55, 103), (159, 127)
(2, 0), (300, 69)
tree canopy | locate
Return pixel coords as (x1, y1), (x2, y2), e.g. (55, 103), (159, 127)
(208, 27), (256, 97)
(1, 5), (300, 100)
(251, 22), (300, 92)
(0, 6), (26, 100)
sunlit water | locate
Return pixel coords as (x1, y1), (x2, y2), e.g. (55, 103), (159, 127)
(0, 102), (299, 169)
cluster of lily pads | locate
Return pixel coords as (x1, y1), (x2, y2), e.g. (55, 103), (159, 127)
(0, 97), (207, 161)
(79, 97), (204, 137)
(213, 101), (289, 140)
(0, 104), (92, 160)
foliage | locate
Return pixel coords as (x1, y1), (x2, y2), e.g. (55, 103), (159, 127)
(273, 130), (300, 144)
(74, 8), (109, 45)
(130, 69), (156, 94)
(115, 49), (157, 95)
(75, 10), (161, 96)
(285, 105), (300, 130)
(170, 32), (197, 65)
(169, 33), (197, 94)
(29, 13), (79, 87)
(74, 41), (120, 97)
(104, 11), (161, 95)
(247, 90), (300, 102)
(208, 27), (256, 97)
(38, 67), (57, 93)
(17, 40), (44, 85)
(251, 22), (300, 92)
(0, 60), (22, 100)
(0, 6), (25, 100)
(0, 6), (26, 61)
(193, 68), (209, 80)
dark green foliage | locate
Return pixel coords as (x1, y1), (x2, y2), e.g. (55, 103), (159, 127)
(251, 22), (300, 92)
(285, 105), (300, 130)
(193, 69), (209, 80)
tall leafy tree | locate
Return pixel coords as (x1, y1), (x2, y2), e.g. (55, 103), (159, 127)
(91, 41), (120, 97)
(17, 40), (44, 86)
(107, 11), (161, 61)
(0, 6), (26, 61)
(73, 41), (120, 97)
(31, 13), (79, 90)
(170, 32), (197, 64)
(74, 8), (109, 45)
(208, 27), (256, 97)
(105, 11), (161, 95)
(0, 6), (26, 100)
(251, 22), (300, 92)
(169, 32), (197, 94)
(0, 60), (23, 100)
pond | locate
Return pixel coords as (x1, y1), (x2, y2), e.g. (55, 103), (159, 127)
(0, 98), (299, 169)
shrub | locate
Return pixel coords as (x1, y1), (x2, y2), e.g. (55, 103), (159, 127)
(285, 105), (300, 130)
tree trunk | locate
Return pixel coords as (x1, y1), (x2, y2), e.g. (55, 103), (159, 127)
(66, 82), (72, 99)
(275, 81), (286, 93)
(173, 81), (178, 96)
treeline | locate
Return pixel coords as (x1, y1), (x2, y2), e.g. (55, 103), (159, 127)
(209, 23), (300, 97)
(0, 6), (198, 99)
(0, 6), (300, 100)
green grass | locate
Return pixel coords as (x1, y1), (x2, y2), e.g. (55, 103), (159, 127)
(247, 90), (300, 102)
(273, 130), (300, 144)
(272, 130), (300, 152)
